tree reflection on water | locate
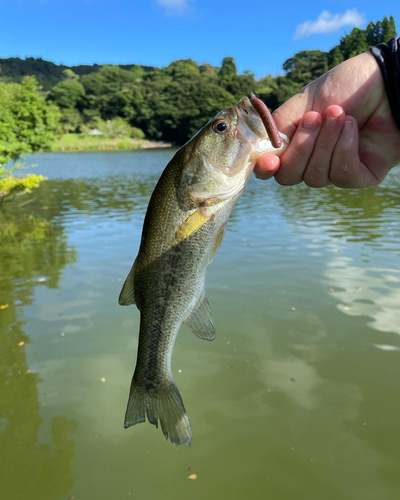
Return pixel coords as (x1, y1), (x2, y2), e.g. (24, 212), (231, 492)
(0, 201), (77, 500)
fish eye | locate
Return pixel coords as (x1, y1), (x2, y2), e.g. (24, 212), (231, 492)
(212, 120), (228, 134)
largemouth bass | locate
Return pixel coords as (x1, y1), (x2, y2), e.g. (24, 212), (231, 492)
(119, 95), (287, 446)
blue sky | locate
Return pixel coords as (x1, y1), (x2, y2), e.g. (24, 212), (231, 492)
(0, 1), (399, 77)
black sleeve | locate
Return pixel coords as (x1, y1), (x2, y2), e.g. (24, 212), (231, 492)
(370, 37), (400, 131)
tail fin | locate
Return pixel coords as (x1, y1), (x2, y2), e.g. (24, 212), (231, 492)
(124, 377), (192, 446)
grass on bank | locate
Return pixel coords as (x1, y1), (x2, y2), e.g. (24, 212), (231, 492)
(50, 133), (171, 152)
(51, 133), (142, 152)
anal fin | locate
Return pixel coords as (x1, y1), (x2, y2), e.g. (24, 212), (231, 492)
(185, 293), (216, 341)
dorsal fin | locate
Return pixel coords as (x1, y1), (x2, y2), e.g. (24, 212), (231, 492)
(119, 262), (136, 306)
(185, 293), (216, 341)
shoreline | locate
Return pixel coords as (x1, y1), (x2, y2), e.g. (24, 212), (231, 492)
(50, 134), (172, 153)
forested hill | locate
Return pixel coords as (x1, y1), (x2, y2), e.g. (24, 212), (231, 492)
(0, 16), (397, 145)
(0, 57), (155, 91)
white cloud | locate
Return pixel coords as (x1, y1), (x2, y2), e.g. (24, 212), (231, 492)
(157, 0), (193, 16)
(294, 9), (366, 40)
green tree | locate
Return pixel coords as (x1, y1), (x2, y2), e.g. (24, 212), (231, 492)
(80, 65), (145, 122)
(223, 72), (256, 100)
(337, 27), (369, 60)
(59, 108), (83, 133)
(272, 76), (303, 107)
(283, 50), (329, 86)
(327, 46), (345, 68)
(381, 15), (397, 42)
(366, 17), (397, 46)
(366, 20), (381, 46)
(140, 59), (236, 144)
(0, 77), (60, 203)
(389, 15), (397, 38)
(47, 78), (85, 132)
(219, 56), (237, 77)
(255, 74), (280, 110)
(62, 68), (79, 80)
(97, 117), (134, 138)
(217, 57), (256, 100)
(47, 79), (86, 109)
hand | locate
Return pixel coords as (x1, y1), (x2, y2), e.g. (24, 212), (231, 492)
(255, 52), (400, 188)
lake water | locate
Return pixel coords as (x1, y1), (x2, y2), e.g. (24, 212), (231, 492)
(1, 150), (400, 500)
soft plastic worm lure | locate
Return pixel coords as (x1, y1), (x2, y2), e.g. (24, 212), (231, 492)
(249, 92), (282, 149)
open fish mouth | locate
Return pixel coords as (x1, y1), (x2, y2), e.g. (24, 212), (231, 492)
(237, 93), (283, 149)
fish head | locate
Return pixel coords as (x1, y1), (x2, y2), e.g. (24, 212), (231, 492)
(191, 104), (250, 177)
(182, 97), (287, 202)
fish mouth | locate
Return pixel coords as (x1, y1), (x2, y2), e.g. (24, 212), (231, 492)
(237, 97), (260, 125)
(237, 94), (283, 149)
(236, 97), (268, 143)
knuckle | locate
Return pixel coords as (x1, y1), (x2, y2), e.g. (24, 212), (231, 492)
(329, 167), (358, 188)
(254, 170), (272, 181)
(275, 174), (300, 186)
(303, 173), (328, 188)
(294, 138), (315, 155)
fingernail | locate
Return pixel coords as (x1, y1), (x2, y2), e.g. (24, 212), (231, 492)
(343, 119), (353, 131)
(326, 114), (340, 128)
(302, 117), (320, 131)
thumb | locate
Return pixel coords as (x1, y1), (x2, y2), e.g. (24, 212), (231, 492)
(272, 85), (315, 139)
(254, 154), (280, 180)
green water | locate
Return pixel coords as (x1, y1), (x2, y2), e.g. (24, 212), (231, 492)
(1, 150), (400, 500)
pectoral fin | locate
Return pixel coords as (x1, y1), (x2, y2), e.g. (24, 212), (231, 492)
(119, 262), (136, 306)
(172, 209), (210, 245)
(209, 223), (227, 262)
(185, 293), (216, 341)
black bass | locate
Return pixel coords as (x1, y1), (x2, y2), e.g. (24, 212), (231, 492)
(119, 95), (287, 446)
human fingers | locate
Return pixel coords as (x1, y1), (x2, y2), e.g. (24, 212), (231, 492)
(271, 87), (314, 137)
(274, 111), (322, 186)
(253, 154), (280, 180)
(330, 116), (381, 188)
(302, 105), (345, 188)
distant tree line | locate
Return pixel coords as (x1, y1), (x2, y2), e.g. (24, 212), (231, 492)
(0, 15), (397, 152)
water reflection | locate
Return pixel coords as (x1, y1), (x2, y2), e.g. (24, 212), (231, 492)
(274, 178), (400, 246)
(41, 177), (156, 218)
(0, 204), (77, 500)
(325, 257), (400, 336)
